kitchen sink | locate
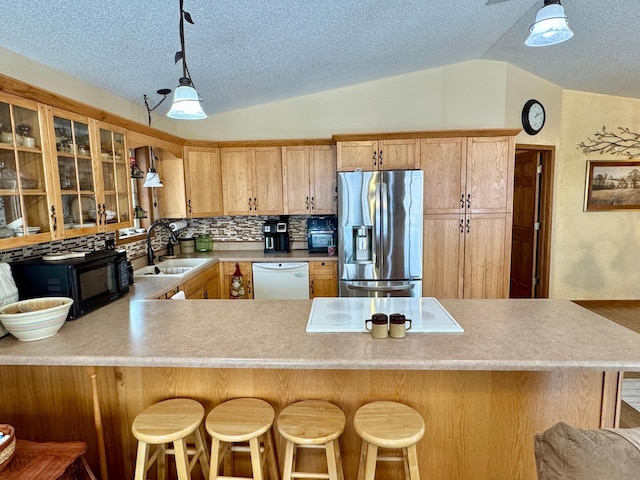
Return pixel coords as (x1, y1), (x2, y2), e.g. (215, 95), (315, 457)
(133, 258), (212, 278)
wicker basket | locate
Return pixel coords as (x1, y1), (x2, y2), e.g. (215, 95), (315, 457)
(0, 424), (15, 472)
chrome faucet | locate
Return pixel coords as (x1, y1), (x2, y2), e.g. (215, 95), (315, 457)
(146, 220), (178, 265)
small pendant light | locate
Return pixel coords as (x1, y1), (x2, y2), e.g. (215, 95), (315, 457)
(525, 0), (574, 47)
(167, 0), (207, 119)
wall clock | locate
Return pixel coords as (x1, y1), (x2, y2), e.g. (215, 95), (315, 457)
(521, 99), (546, 135)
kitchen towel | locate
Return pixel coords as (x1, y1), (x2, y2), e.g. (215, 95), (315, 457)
(0, 262), (19, 337)
(169, 220), (188, 232)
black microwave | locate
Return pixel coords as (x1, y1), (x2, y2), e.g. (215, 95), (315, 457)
(11, 249), (130, 320)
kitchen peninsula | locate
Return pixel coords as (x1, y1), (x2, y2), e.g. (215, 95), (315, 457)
(1, 274), (640, 480)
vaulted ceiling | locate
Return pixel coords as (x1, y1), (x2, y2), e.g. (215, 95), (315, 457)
(1, 0), (638, 116)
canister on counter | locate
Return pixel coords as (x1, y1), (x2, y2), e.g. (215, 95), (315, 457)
(180, 238), (196, 254)
(195, 235), (213, 252)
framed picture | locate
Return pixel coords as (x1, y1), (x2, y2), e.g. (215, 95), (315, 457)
(584, 160), (640, 211)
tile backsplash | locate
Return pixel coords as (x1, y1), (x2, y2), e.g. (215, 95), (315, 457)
(1, 215), (326, 263)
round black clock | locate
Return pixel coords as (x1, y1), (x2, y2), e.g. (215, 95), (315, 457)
(521, 99), (546, 135)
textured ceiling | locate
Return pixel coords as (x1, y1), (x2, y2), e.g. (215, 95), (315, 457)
(0, 0), (638, 117)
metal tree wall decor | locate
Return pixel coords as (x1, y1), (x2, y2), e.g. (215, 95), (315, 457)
(578, 126), (640, 159)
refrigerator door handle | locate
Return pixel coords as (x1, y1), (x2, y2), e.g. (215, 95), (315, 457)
(379, 180), (388, 271)
(374, 182), (382, 270)
(346, 283), (415, 292)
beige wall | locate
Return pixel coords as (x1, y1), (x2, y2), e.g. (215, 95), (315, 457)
(176, 60), (513, 140)
(551, 91), (640, 299)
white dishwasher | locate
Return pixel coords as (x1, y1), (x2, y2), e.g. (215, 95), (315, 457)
(252, 262), (310, 299)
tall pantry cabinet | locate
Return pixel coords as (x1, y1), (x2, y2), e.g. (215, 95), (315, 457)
(421, 135), (515, 299)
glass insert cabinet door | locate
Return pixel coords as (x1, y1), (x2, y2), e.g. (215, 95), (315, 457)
(50, 109), (99, 235)
(99, 125), (131, 228)
(0, 93), (52, 244)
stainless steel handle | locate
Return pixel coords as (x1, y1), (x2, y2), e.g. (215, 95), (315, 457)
(379, 181), (388, 270)
(346, 283), (415, 292)
(374, 182), (382, 270)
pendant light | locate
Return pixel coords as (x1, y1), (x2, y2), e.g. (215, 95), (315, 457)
(167, 0), (207, 119)
(525, 0), (573, 47)
(142, 147), (164, 188)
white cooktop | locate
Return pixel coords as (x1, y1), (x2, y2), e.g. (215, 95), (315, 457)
(306, 297), (464, 333)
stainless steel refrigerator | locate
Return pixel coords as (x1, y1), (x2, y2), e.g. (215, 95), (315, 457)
(338, 170), (423, 297)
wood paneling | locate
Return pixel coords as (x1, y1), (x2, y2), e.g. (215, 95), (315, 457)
(0, 367), (617, 480)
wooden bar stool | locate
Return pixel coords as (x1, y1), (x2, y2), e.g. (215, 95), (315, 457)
(132, 398), (210, 480)
(277, 400), (346, 480)
(353, 401), (425, 480)
(205, 397), (280, 480)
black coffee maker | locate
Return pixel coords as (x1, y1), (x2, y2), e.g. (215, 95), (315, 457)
(263, 219), (290, 253)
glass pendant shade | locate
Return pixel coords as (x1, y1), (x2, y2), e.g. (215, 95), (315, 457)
(143, 169), (164, 188)
(526, 1), (573, 47)
(166, 78), (207, 119)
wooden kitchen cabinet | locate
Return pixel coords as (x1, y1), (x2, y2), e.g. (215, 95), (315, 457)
(421, 135), (515, 299)
(282, 144), (336, 214)
(309, 261), (338, 298)
(423, 213), (512, 299)
(180, 262), (220, 299)
(336, 139), (420, 171)
(222, 147), (282, 215)
(156, 148), (187, 218)
(0, 92), (53, 247)
(96, 122), (132, 230)
(220, 261), (253, 299)
(184, 146), (223, 217)
(421, 136), (514, 215)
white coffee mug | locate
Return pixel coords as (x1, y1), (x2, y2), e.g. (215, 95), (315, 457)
(23, 137), (36, 148)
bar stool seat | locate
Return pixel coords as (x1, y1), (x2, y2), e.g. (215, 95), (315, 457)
(353, 401), (425, 480)
(132, 398), (210, 480)
(205, 397), (280, 480)
(277, 400), (345, 480)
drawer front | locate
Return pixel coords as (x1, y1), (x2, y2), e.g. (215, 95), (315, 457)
(310, 261), (337, 275)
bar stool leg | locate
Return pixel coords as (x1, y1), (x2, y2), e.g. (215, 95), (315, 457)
(363, 442), (378, 480)
(265, 429), (280, 480)
(325, 439), (345, 480)
(333, 439), (345, 480)
(282, 441), (295, 480)
(248, 436), (264, 480)
(195, 426), (211, 478)
(134, 441), (150, 480)
(157, 444), (167, 480)
(174, 437), (191, 480)
(406, 444), (420, 480)
(210, 437), (222, 480)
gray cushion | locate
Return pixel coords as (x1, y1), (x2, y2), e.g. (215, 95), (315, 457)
(535, 422), (640, 480)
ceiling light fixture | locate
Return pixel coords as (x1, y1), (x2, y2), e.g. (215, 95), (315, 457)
(142, 147), (164, 188)
(143, 88), (172, 126)
(167, 0), (207, 119)
(525, 0), (574, 47)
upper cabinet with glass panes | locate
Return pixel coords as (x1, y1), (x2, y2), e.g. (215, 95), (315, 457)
(98, 123), (132, 229)
(47, 108), (100, 238)
(0, 92), (53, 245)
(44, 110), (133, 238)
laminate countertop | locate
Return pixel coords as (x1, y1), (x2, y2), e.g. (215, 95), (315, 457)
(1, 281), (640, 371)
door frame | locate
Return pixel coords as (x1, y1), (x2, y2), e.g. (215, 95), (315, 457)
(513, 143), (555, 298)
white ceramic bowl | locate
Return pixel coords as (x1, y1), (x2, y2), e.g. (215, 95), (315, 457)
(105, 210), (116, 221)
(0, 297), (73, 341)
